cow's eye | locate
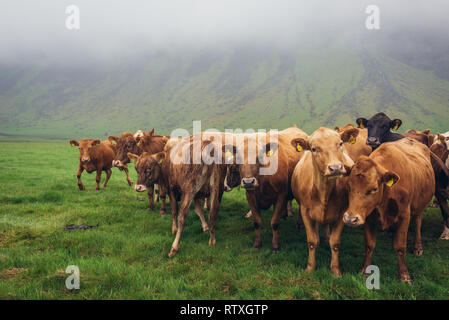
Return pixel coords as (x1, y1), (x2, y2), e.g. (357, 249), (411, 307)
(371, 187), (378, 193)
(311, 147), (316, 152)
(339, 141), (343, 147)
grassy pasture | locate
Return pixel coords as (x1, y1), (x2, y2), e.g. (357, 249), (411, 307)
(1, 139), (449, 299)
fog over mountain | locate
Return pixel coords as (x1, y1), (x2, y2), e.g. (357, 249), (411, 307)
(1, 1), (449, 137)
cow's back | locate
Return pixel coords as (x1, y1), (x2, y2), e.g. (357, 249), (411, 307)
(372, 139), (435, 214)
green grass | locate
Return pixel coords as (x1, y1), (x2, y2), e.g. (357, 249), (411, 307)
(1, 139), (449, 299)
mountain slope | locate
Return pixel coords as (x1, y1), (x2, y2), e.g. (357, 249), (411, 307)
(1, 44), (449, 139)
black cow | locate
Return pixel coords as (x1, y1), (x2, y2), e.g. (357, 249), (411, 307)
(356, 112), (449, 239)
(356, 112), (402, 149)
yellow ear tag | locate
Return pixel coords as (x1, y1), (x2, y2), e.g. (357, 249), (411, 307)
(386, 179), (394, 187)
(137, 140), (141, 147)
(393, 125), (399, 131)
(296, 143), (303, 152)
(225, 150), (233, 158)
(158, 159), (163, 164)
(267, 149), (274, 157)
(360, 124), (365, 129)
(437, 139), (442, 145)
(349, 135), (356, 144)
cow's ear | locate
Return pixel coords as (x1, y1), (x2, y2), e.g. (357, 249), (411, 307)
(148, 128), (154, 136)
(390, 119), (402, 131)
(422, 129), (430, 135)
(290, 138), (309, 152)
(161, 136), (169, 144)
(222, 144), (237, 163)
(127, 153), (139, 163)
(70, 140), (79, 147)
(152, 152), (166, 164)
(91, 140), (101, 146)
(343, 164), (353, 176)
(340, 128), (359, 144)
(108, 136), (118, 144)
(382, 171), (399, 187)
(356, 118), (368, 129)
(334, 126), (340, 132)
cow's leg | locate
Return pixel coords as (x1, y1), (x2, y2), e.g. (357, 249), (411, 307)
(95, 170), (102, 190)
(436, 190), (449, 239)
(246, 192), (262, 248)
(361, 222), (377, 275)
(154, 184), (160, 202)
(394, 214), (411, 283)
(169, 190), (178, 235)
(123, 165), (133, 186)
(159, 186), (167, 215)
(301, 206), (319, 272)
(208, 191), (221, 247)
(329, 219), (344, 277)
(102, 168), (112, 188)
(413, 214), (423, 256)
(146, 185), (155, 210)
(271, 195), (287, 252)
(203, 197), (211, 211)
(194, 198), (209, 232)
(168, 192), (194, 257)
(76, 164), (85, 190)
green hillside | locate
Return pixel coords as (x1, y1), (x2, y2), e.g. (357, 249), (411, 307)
(1, 43), (449, 139)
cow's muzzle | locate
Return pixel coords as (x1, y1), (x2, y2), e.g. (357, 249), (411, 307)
(325, 163), (345, 177)
(343, 212), (364, 226)
(134, 184), (147, 192)
(113, 160), (123, 167)
(366, 137), (381, 147)
(82, 157), (90, 163)
(241, 177), (258, 190)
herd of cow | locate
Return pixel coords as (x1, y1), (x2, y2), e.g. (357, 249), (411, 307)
(69, 113), (449, 283)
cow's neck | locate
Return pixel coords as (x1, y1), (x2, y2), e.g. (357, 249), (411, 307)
(312, 165), (337, 210)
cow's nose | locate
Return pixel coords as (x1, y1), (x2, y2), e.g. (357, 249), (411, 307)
(134, 184), (146, 192)
(328, 164), (344, 174)
(343, 212), (363, 226)
(113, 160), (122, 167)
(82, 158), (90, 163)
(241, 177), (256, 188)
(367, 137), (380, 146)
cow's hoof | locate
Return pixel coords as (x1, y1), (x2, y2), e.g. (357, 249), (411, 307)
(159, 209), (166, 216)
(272, 247), (280, 253)
(147, 206), (155, 211)
(331, 268), (342, 278)
(439, 225), (449, 240)
(168, 248), (178, 258)
(209, 238), (216, 247)
(400, 274), (412, 284)
(253, 242), (262, 249)
(78, 185), (85, 191)
(127, 181), (133, 186)
(171, 227), (177, 235)
(414, 248), (423, 256)
(96, 187), (100, 191)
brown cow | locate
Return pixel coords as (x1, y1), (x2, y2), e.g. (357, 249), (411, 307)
(69, 139), (116, 190)
(129, 133), (238, 257)
(430, 133), (449, 238)
(343, 138), (435, 283)
(224, 127), (308, 251)
(290, 127), (359, 277)
(109, 129), (169, 213)
(404, 129), (434, 146)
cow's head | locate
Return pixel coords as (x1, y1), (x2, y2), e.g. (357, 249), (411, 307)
(109, 132), (140, 167)
(356, 113), (402, 148)
(430, 133), (449, 163)
(343, 156), (399, 226)
(128, 151), (165, 192)
(70, 139), (101, 163)
(291, 127), (358, 178)
(222, 135), (278, 191)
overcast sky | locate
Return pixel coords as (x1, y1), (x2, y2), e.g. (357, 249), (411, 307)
(1, 0), (449, 65)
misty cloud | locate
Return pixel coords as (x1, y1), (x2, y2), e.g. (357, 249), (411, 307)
(1, 0), (449, 65)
